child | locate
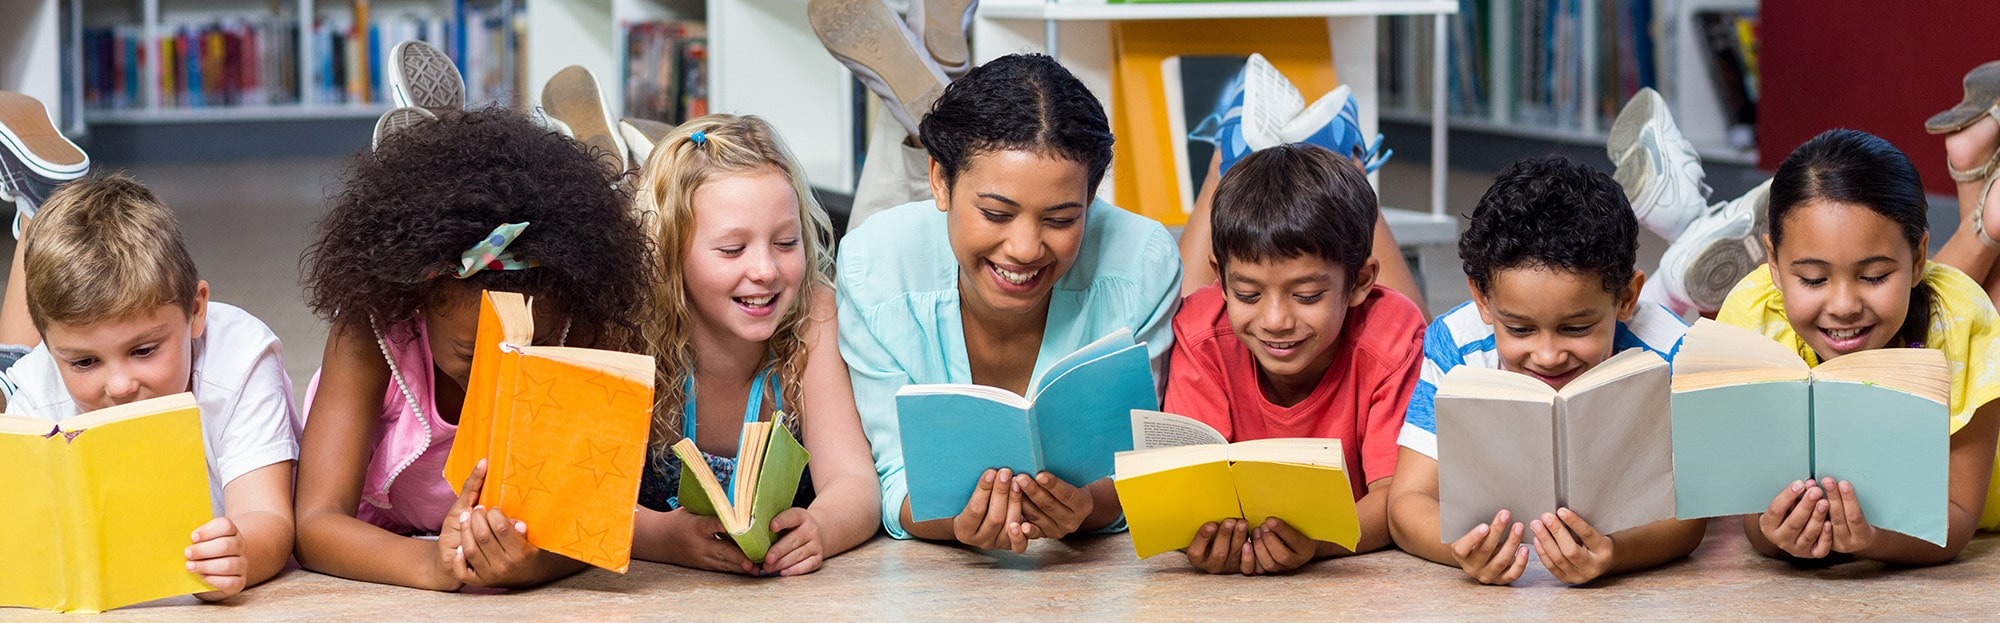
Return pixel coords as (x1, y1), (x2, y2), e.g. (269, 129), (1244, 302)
(1386, 155), (1706, 585)
(293, 107), (654, 590)
(1162, 144), (1424, 575)
(0, 175), (298, 600)
(1720, 129), (2000, 565)
(628, 114), (880, 576)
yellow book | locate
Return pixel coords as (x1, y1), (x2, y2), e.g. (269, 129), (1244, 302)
(1112, 409), (1357, 559)
(0, 393), (212, 613)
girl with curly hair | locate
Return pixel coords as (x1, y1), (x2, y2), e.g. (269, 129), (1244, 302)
(294, 107), (654, 590)
(629, 114), (879, 576)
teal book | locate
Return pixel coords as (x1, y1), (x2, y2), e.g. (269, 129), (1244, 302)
(1670, 319), (1951, 546)
(897, 329), (1158, 522)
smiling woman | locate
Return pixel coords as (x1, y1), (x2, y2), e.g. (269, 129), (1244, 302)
(836, 54), (1184, 549)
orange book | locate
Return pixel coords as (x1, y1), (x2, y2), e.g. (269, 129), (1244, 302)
(443, 291), (654, 573)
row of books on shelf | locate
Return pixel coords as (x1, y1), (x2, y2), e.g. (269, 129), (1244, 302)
(83, 18), (298, 110)
(621, 20), (710, 125)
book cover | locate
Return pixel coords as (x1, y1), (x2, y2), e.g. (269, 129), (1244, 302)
(1114, 411), (1358, 559)
(444, 291), (656, 572)
(0, 393), (212, 613)
(672, 416), (811, 563)
(898, 329), (1157, 522)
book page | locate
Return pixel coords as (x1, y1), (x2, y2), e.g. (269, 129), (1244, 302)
(1813, 381), (1950, 546)
(70, 401), (212, 612)
(1673, 318), (1810, 376)
(1435, 394), (1559, 542)
(1034, 340), (1156, 488)
(1130, 409), (1227, 450)
(1670, 380), (1813, 519)
(0, 433), (62, 610)
(1813, 347), (1949, 405)
(1559, 361), (1675, 536)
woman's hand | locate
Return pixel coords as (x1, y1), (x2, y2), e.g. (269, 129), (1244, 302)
(952, 468), (1028, 552)
(1012, 472), (1094, 541)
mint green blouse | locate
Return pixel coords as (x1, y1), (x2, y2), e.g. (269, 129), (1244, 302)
(836, 199), (1183, 538)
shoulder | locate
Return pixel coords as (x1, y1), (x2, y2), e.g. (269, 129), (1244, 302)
(2, 345), (74, 419)
(1348, 286), (1427, 366)
(835, 200), (953, 309)
(1070, 199), (1179, 285)
(1617, 301), (1692, 357)
(1421, 300), (1498, 373)
(1716, 267), (1784, 328)
(1172, 284), (1233, 347)
(202, 302), (284, 348)
(1922, 261), (2000, 327)
(192, 302), (289, 399)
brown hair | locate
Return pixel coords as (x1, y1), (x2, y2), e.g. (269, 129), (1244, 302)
(24, 174), (201, 332)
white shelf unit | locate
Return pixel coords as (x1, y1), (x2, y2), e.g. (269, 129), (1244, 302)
(973, 0), (1460, 235)
(1, 0), (66, 128)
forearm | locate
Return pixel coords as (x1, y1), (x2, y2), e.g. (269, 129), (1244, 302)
(1319, 486), (1393, 558)
(1934, 216), (2000, 283)
(1387, 489), (1455, 565)
(1604, 517), (1706, 576)
(295, 509), (458, 591)
(233, 509), (296, 589)
(1854, 504), (1976, 566)
(898, 498), (959, 542)
(807, 478), (882, 558)
(1079, 478), (1122, 532)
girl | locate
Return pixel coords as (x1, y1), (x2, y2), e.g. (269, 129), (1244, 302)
(838, 53), (1183, 551)
(628, 115), (880, 576)
(294, 107), (655, 590)
(1720, 128), (2000, 565)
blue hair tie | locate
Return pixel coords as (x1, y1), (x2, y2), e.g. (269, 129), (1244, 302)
(691, 131), (707, 146)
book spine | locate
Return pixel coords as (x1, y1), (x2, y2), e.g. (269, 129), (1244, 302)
(1552, 397), (1570, 509)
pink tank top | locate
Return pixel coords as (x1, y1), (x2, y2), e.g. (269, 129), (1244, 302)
(304, 318), (458, 535)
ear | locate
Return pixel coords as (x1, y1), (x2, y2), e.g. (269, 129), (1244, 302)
(928, 159), (951, 211)
(1616, 271), (1644, 322)
(1346, 257), (1380, 308)
(1207, 253), (1221, 286)
(188, 280), (210, 341)
(1761, 232), (1780, 284)
(1916, 231), (1931, 268)
(1467, 277), (1495, 325)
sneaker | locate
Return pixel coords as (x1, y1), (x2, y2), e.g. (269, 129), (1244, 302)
(1650, 180), (1771, 315)
(0, 91), (90, 238)
(1190, 54), (1390, 176)
(386, 40), (466, 112)
(809, 0), (951, 137)
(907, 0), (978, 79)
(619, 118), (676, 169)
(371, 106), (437, 151)
(542, 65), (629, 173)
(1608, 87), (1712, 241)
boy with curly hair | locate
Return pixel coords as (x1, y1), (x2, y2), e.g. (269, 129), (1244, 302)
(0, 174), (298, 600)
(1386, 155), (1704, 585)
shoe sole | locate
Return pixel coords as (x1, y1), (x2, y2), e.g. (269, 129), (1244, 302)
(1927, 60), (2000, 134)
(542, 66), (627, 172)
(913, 0), (976, 74)
(810, 0), (948, 135)
(1678, 236), (1759, 312)
(0, 91), (89, 181)
(389, 40), (466, 111)
(372, 107), (437, 151)
(619, 118), (675, 168)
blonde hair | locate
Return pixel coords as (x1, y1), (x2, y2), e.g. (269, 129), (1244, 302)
(636, 114), (835, 449)
(24, 174), (200, 332)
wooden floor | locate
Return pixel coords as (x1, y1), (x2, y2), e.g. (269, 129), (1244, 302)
(19, 521), (2000, 621)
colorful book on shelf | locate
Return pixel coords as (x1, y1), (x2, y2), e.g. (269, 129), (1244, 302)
(1114, 409), (1358, 559)
(0, 393), (212, 613)
(443, 290), (656, 573)
(896, 328), (1157, 522)
(672, 412), (810, 563)
(1434, 348), (1675, 542)
(1670, 319), (1948, 546)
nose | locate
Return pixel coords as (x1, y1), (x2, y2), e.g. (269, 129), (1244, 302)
(104, 365), (143, 404)
(1001, 219), (1042, 264)
(1260, 300), (1295, 335)
(746, 247), (778, 284)
(1528, 337), (1568, 371)
(1825, 279), (1864, 319)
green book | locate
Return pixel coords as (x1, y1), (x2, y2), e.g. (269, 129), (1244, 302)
(672, 412), (811, 563)
(1671, 319), (1950, 546)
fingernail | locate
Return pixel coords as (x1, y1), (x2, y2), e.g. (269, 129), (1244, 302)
(515, 521), (527, 533)
(1473, 524), (1488, 536)
(1791, 481), (1804, 492)
(183, 547), (192, 557)
(191, 531), (200, 541)
(1841, 481), (1853, 493)
(186, 562), (195, 571)
(460, 511), (470, 524)
(1531, 520), (1543, 531)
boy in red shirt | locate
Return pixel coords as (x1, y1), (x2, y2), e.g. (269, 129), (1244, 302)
(1163, 144), (1425, 574)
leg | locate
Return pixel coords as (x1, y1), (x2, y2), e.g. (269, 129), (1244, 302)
(1371, 210), (1427, 317)
(1932, 114), (2000, 289)
(0, 210), (38, 347)
(1177, 153), (1222, 296)
(847, 111), (933, 234)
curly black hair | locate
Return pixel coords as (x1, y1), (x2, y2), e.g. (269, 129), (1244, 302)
(1460, 155), (1637, 296)
(1211, 144), (1376, 282)
(918, 53), (1114, 198)
(301, 106), (653, 351)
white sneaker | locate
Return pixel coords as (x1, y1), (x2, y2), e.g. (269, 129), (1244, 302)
(386, 40), (465, 112)
(1609, 87), (1712, 241)
(1650, 180), (1771, 315)
(371, 106), (437, 151)
(542, 65), (628, 173)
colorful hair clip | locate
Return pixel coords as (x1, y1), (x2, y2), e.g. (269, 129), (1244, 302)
(691, 131), (707, 146)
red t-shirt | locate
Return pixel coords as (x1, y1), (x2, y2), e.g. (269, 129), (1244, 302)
(1162, 283), (1425, 499)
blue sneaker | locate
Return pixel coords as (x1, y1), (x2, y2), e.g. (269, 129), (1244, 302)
(1190, 54), (1391, 176)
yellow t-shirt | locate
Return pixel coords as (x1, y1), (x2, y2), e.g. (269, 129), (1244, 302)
(1717, 261), (2000, 529)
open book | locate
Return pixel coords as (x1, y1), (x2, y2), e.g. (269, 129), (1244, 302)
(672, 411), (810, 563)
(1113, 409), (1358, 558)
(1435, 348), (1674, 541)
(897, 328), (1157, 522)
(0, 393), (211, 613)
(1671, 319), (1949, 545)
(443, 290), (655, 573)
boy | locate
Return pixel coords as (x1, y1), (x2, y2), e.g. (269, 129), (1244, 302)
(1162, 144), (1425, 574)
(0, 175), (298, 599)
(1386, 155), (1703, 585)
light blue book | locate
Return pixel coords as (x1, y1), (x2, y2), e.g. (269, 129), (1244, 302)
(1671, 319), (1951, 546)
(897, 329), (1158, 523)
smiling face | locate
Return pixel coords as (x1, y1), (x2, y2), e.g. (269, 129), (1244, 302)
(933, 149), (1091, 324)
(1220, 253), (1377, 403)
(681, 167), (807, 349)
(43, 283), (208, 413)
(1470, 266), (1641, 390)
(1767, 200), (1926, 361)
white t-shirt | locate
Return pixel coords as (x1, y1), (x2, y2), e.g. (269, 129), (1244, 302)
(1, 302), (299, 515)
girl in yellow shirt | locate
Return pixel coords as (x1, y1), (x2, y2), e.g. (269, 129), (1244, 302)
(1718, 128), (2000, 566)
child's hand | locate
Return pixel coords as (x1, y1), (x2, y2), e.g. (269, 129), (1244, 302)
(952, 468), (1028, 553)
(432, 459), (489, 591)
(186, 517), (246, 600)
(450, 505), (556, 588)
(1757, 480), (1832, 559)
(1529, 508), (1614, 584)
(1820, 478), (1879, 554)
(672, 511), (758, 574)
(1012, 472), (1094, 541)
(1183, 519), (1249, 574)
(1244, 518), (1315, 575)
(1449, 509), (1529, 585)
(761, 508), (824, 576)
